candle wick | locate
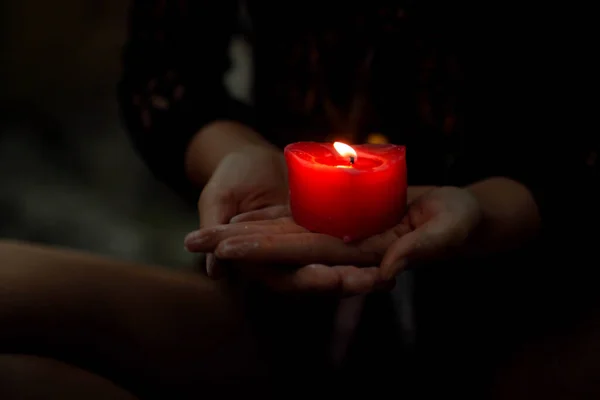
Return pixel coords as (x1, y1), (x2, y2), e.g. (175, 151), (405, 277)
(349, 156), (355, 165)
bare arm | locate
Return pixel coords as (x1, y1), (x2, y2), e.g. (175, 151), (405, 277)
(185, 121), (279, 187)
(406, 180), (540, 256)
(466, 177), (541, 255)
(0, 241), (264, 397)
(118, 0), (272, 197)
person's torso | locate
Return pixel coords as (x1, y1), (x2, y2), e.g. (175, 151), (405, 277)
(242, 1), (464, 185)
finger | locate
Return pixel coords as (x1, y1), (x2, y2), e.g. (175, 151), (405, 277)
(203, 216), (412, 264)
(196, 188), (237, 278)
(184, 218), (306, 253)
(334, 266), (384, 297)
(215, 233), (380, 266)
(230, 205), (291, 223)
(244, 263), (382, 296)
(197, 188), (237, 229)
(204, 253), (218, 278)
(379, 222), (450, 280)
(357, 218), (413, 254)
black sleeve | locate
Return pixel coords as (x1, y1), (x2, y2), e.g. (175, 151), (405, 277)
(454, 14), (598, 242)
(118, 0), (254, 199)
(446, 17), (598, 332)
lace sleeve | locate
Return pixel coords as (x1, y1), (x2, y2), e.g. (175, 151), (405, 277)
(118, 0), (253, 199)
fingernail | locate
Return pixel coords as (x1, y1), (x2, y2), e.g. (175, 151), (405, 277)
(184, 231), (209, 250)
(184, 230), (200, 243)
(218, 241), (258, 257)
(205, 253), (215, 277)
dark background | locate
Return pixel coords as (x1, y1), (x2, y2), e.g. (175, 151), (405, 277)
(2, 2), (600, 398)
(0, 1), (253, 268)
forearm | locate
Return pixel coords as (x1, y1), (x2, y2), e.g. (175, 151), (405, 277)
(0, 241), (264, 395)
(466, 177), (541, 255)
(184, 120), (277, 186)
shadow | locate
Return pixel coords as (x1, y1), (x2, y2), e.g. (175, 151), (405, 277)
(0, 98), (86, 177)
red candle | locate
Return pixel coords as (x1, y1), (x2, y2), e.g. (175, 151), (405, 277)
(284, 141), (407, 242)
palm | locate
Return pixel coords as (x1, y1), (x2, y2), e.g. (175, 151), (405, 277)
(227, 187), (480, 263)
(215, 149), (288, 211)
(188, 187), (482, 294)
(396, 187), (482, 251)
(198, 148), (288, 228)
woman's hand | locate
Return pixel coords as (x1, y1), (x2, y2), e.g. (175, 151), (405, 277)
(195, 145), (289, 276)
(197, 145), (288, 226)
(185, 186), (483, 295)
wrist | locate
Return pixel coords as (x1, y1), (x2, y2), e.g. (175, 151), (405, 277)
(464, 177), (540, 256)
(185, 120), (274, 186)
(461, 194), (491, 258)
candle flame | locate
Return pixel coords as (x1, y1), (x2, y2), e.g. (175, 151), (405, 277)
(333, 142), (358, 164)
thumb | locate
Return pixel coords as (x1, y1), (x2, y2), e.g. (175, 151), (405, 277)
(198, 189), (238, 229)
(196, 188), (238, 279)
(379, 222), (452, 280)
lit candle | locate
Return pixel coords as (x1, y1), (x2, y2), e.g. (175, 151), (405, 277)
(284, 141), (407, 242)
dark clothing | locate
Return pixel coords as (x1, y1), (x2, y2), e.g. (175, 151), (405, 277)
(118, 1), (595, 230)
(118, 0), (598, 394)
(118, 1), (463, 194)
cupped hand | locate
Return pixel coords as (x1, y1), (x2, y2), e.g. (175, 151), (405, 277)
(197, 145), (288, 276)
(186, 186), (482, 294)
(187, 207), (401, 295)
